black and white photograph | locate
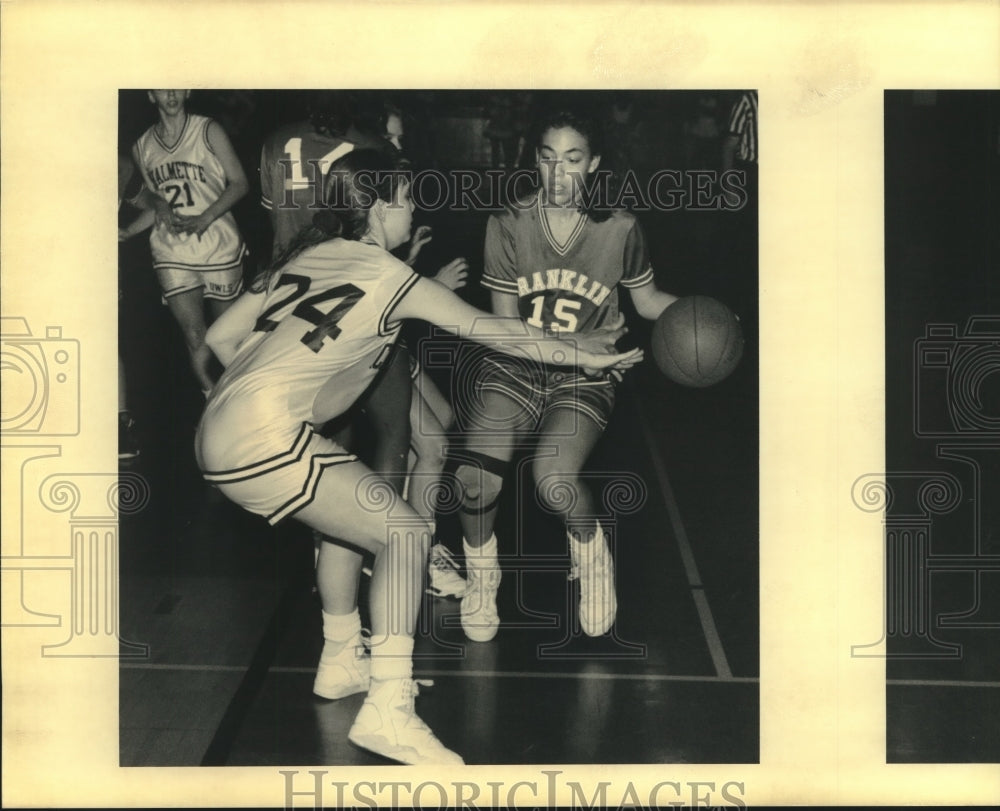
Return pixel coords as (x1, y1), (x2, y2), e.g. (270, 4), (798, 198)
(2, 3), (998, 808)
(115, 88), (759, 769)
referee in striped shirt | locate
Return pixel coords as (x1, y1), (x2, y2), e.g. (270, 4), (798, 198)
(721, 90), (758, 209)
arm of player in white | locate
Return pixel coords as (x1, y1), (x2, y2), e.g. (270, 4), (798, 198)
(628, 280), (679, 321)
(392, 277), (642, 372)
(490, 289), (521, 317)
(119, 207), (156, 241)
(205, 290), (267, 367)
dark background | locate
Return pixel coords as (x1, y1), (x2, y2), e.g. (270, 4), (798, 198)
(883, 90), (999, 762)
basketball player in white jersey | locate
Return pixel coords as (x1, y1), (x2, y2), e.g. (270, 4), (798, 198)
(129, 90), (249, 393)
(196, 149), (642, 764)
(259, 94), (469, 599)
(455, 106), (679, 643)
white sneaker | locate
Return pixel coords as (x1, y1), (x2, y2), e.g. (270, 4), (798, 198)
(460, 564), (501, 642)
(349, 678), (464, 765)
(427, 544), (468, 598)
(569, 535), (617, 636)
(313, 634), (370, 700)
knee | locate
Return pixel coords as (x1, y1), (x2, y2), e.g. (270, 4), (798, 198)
(385, 520), (431, 558)
(455, 462), (504, 511)
(412, 431), (449, 471)
(533, 466), (583, 516)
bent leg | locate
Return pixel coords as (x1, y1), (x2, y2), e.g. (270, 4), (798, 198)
(362, 345), (413, 497)
(164, 289), (214, 392)
(532, 407), (605, 542)
(408, 386), (450, 523)
(294, 459), (429, 639)
(534, 406), (616, 636)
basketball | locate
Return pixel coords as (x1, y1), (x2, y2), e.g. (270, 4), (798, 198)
(651, 296), (744, 387)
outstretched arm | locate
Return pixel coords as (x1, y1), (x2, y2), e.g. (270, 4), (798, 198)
(393, 277), (642, 372)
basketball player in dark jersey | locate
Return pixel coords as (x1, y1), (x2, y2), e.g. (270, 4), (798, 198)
(455, 106), (679, 642)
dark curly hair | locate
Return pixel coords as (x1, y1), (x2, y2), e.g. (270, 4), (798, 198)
(531, 106), (617, 223)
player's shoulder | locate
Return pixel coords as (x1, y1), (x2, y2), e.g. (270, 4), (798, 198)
(593, 207), (641, 236)
(307, 238), (410, 274)
(262, 120), (310, 151)
(189, 113), (217, 134)
(134, 123), (157, 149)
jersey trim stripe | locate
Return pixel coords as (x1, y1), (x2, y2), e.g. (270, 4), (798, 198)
(202, 119), (216, 155)
(202, 423), (314, 484)
(151, 114), (193, 155)
(378, 272), (421, 336)
(267, 451), (357, 524)
(619, 266), (655, 288)
(152, 244), (248, 273)
(538, 196), (587, 256)
(481, 274), (520, 294)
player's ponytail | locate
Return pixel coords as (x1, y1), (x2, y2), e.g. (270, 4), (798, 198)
(252, 149), (406, 292)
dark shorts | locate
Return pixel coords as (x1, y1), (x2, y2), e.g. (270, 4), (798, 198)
(463, 350), (616, 433)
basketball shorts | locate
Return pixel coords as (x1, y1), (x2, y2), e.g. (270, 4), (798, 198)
(469, 351), (616, 432)
(199, 423), (358, 525)
(156, 264), (245, 302)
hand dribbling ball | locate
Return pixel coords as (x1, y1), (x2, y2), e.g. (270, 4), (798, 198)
(651, 296), (744, 387)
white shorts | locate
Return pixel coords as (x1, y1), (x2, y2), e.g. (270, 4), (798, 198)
(156, 264), (245, 301)
(198, 423), (358, 525)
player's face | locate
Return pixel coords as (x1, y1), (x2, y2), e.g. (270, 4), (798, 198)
(537, 126), (601, 207)
(148, 89), (190, 116)
(380, 181), (414, 250)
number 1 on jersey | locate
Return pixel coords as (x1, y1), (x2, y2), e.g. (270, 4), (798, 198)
(282, 138), (356, 191)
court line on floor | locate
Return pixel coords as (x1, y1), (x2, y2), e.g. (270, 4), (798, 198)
(120, 661), (757, 684)
(887, 678), (1000, 689)
(630, 385), (734, 680)
(120, 663), (1000, 690)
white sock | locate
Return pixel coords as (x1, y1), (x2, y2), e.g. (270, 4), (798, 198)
(369, 633), (415, 682)
(464, 533), (498, 569)
(569, 523), (607, 562)
(320, 610), (362, 662)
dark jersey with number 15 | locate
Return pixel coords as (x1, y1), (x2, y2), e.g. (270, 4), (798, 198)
(481, 191), (654, 333)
